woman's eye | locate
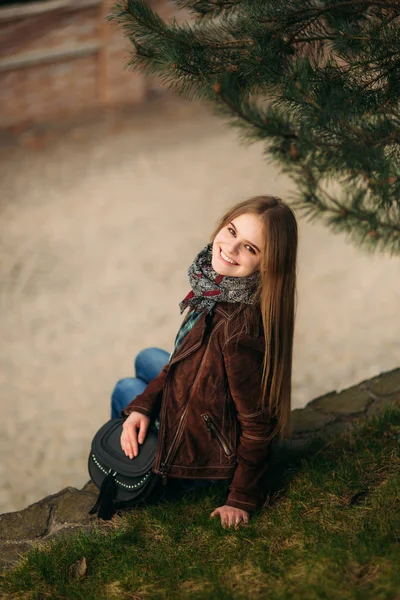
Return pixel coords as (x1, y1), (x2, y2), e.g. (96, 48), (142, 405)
(227, 227), (255, 254)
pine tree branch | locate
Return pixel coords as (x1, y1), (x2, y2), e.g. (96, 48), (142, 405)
(256, 1), (400, 24)
(294, 35), (371, 42)
(173, 0), (240, 14)
(308, 174), (397, 234)
(213, 82), (298, 141)
(202, 39), (255, 49)
(110, 0), (400, 254)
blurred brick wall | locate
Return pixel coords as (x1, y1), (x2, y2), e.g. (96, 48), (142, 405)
(0, 0), (188, 129)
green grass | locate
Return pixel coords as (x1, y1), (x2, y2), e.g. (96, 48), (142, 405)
(1, 404), (400, 600)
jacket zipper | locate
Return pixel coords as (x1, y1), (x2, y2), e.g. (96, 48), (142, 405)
(201, 413), (233, 457)
(158, 403), (188, 485)
(157, 311), (215, 483)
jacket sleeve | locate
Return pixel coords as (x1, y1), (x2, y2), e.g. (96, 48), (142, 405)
(122, 308), (194, 420)
(120, 362), (170, 420)
(222, 331), (277, 514)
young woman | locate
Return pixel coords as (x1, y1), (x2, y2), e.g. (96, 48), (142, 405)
(111, 195), (298, 529)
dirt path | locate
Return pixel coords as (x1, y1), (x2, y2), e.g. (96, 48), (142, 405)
(1, 96), (399, 514)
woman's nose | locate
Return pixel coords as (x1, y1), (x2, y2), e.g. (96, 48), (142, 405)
(227, 244), (240, 257)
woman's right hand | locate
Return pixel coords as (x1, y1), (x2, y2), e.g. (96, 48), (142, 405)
(120, 411), (150, 459)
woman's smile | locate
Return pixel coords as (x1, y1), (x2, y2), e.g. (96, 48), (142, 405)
(219, 246), (239, 266)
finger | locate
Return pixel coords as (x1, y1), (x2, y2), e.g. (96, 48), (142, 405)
(231, 515), (238, 528)
(138, 420), (149, 445)
(129, 425), (139, 458)
(223, 513), (231, 528)
(127, 440), (135, 460)
(120, 432), (129, 457)
(124, 435), (133, 459)
(123, 430), (135, 459)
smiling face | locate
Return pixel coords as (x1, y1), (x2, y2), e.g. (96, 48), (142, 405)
(211, 213), (264, 277)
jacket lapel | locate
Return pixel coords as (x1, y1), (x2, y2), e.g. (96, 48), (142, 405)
(169, 310), (208, 365)
(169, 302), (242, 366)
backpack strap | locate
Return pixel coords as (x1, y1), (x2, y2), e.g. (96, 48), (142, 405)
(89, 470), (118, 520)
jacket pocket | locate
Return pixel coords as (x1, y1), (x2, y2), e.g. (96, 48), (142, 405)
(201, 413), (234, 457)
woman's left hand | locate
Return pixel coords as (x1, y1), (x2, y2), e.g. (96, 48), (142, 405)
(210, 505), (249, 528)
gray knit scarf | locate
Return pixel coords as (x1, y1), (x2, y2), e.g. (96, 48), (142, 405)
(179, 242), (260, 315)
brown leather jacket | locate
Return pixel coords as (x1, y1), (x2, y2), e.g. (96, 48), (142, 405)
(122, 301), (278, 514)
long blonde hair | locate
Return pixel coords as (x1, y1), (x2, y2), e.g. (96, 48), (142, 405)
(209, 195), (298, 441)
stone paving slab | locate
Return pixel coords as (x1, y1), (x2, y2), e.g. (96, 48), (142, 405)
(307, 387), (372, 416)
(367, 369), (400, 396)
(0, 484), (100, 572)
(290, 407), (337, 433)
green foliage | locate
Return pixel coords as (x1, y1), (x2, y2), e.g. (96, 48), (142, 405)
(1, 403), (400, 599)
(109, 0), (400, 255)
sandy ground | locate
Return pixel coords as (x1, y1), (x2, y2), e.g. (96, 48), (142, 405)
(0, 96), (399, 514)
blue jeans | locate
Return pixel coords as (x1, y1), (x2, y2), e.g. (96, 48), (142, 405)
(111, 346), (170, 421)
(110, 347), (219, 493)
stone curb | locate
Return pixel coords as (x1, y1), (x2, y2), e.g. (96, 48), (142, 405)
(274, 367), (400, 452)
